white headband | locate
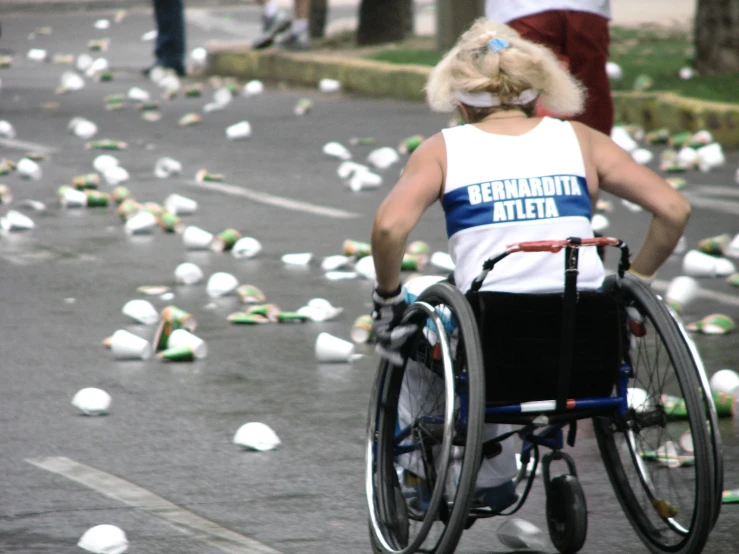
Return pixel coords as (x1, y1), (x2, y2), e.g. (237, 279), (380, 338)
(454, 88), (538, 108)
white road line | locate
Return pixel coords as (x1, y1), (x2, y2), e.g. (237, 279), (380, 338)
(0, 137), (58, 154)
(187, 180), (361, 219)
(652, 279), (739, 307)
(681, 194), (739, 216)
(27, 456), (284, 554)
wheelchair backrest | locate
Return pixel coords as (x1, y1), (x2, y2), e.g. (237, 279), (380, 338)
(465, 290), (623, 404)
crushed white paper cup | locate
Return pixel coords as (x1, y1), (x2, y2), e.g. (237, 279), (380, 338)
(354, 255), (376, 280)
(127, 86), (150, 102)
(226, 121), (252, 140)
(110, 329), (152, 360)
(182, 225), (214, 250)
(174, 262), (204, 285)
(72, 387), (112, 415)
(321, 255), (352, 271)
(682, 249), (735, 277)
(496, 518), (547, 551)
(591, 213), (609, 233)
(610, 126), (638, 153)
(154, 157), (182, 179)
(315, 332), (357, 363)
(430, 251), (455, 272)
(164, 193), (197, 215)
(78, 524), (128, 554)
(281, 252), (313, 266)
(1, 210), (35, 232)
(92, 154), (118, 173)
(103, 165), (129, 186)
(322, 141), (351, 160)
(627, 387), (652, 413)
(665, 276), (699, 311)
(367, 147), (400, 169)
(0, 120), (16, 139)
(337, 161), (369, 179)
(233, 422), (281, 451)
(167, 328), (207, 359)
(17, 158), (42, 180)
(318, 78), (341, 94)
(61, 188), (88, 208)
(298, 298), (343, 322)
(242, 79), (264, 96)
(206, 271), (239, 297)
(122, 299), (159, 325)
(232, 236), (262, 259)
(631, 148), (653, 165)
(347, 169), (383, 192)
(124, 211), (157, 235)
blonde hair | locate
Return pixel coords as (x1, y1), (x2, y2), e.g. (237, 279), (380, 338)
(426, 18), (585, 117)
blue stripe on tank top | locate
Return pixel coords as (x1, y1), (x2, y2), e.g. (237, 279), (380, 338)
(442, 174), (592, 238)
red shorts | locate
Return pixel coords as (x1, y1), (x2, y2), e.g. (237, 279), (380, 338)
(508, 10), (613, 135)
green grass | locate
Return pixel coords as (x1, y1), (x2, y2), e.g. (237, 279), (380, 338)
(364, 27), (739, 104)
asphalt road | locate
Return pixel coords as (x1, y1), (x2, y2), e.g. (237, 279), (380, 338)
(0, 5), (738, 554)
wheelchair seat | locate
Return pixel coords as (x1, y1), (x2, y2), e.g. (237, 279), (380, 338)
(465, 289), (623, 404)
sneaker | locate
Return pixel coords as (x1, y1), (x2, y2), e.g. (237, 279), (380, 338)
(397, 468), (431, 519)
(274, 30), (310, 51)
(252, 10), (291, 50)
(473, 480), (519, 513)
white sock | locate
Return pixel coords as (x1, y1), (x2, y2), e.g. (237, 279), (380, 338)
(263, 1), (279, 19)
(291, 19), (308, 35)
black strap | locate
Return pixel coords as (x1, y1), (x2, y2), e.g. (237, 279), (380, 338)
(556, 242), (579, 411)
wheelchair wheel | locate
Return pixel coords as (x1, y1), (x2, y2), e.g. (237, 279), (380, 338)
(594, 274), (716, 554)
(366, 282), (485, 553)
(546, 475), (587, 554)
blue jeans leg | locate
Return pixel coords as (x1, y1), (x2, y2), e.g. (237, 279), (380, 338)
(153, 0), (186, 73)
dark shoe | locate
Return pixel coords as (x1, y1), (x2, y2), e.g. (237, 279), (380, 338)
(274, 30), (310, 51)
(473, 480), (518, 513)
(253, 10), (290, 49)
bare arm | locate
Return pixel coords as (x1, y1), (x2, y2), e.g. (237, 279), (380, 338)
(371, 133), (446, 294)
(575, 123), (691, 276)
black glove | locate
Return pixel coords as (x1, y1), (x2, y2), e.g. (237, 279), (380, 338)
(372, 285), (417, 366)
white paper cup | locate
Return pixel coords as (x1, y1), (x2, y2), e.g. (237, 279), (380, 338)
(127, 86), (150, 102)
(496, 518), (547, 551)
(103, 165), (129, 186)
(347, 169), (383, 192)
(337, 161), (369, 179)
(318, 78), (341, 94)
(315, 332), (356, 363)
(164, 193), (197, 215)
(243, 79), (264, 96)
(281, 252), (313, 266)
(367, 147), (400, 169)
(321, 255), (352, 271)
(1, 210), (35, 231)
(167, 328), (207, 359)
(17, 158), (42, 180)
(430, 251), (456, 271)
(225, 121), (252, 140)
(174, 262), (204, 285)
(154, 157), (182, 179)
(709, 369), (739, 396)
(233, 421), (281, 451)
(697, 142), (725, 171)
(322, 141), (351, 160)
(206, 271), (239, 297)
(232, 236), (262, 259)
(72, 387), (111, 415)
(124, 210), (157, 235)
(183, 225), (214, 250)
(110, 329), (152, 360)
(61, 188), (88, 208)
(664, 276), (699, 311)
(682, 249), (735, 277)
(0, 120), (16, 139)
(354, 255), (376, 280)
(93, 154), (118, 173)
(122, 299), (159, 325)
(78, 524), (128, 554)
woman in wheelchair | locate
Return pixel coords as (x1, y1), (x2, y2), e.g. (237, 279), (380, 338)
(366, 17), (717, 554)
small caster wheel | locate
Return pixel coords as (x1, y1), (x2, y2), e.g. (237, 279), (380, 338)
(546, 474), (587, 553)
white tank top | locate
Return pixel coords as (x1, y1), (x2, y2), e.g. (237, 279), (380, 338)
(485, 0), (611, 23)
(441, 118), (605, 293)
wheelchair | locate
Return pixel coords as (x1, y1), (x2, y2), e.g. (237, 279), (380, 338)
(366, 237), (723, 554)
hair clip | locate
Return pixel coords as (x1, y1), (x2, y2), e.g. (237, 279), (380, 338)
(487, 37), (510, 53)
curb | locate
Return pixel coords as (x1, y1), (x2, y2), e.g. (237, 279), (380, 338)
(206, 45), (739, 147)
